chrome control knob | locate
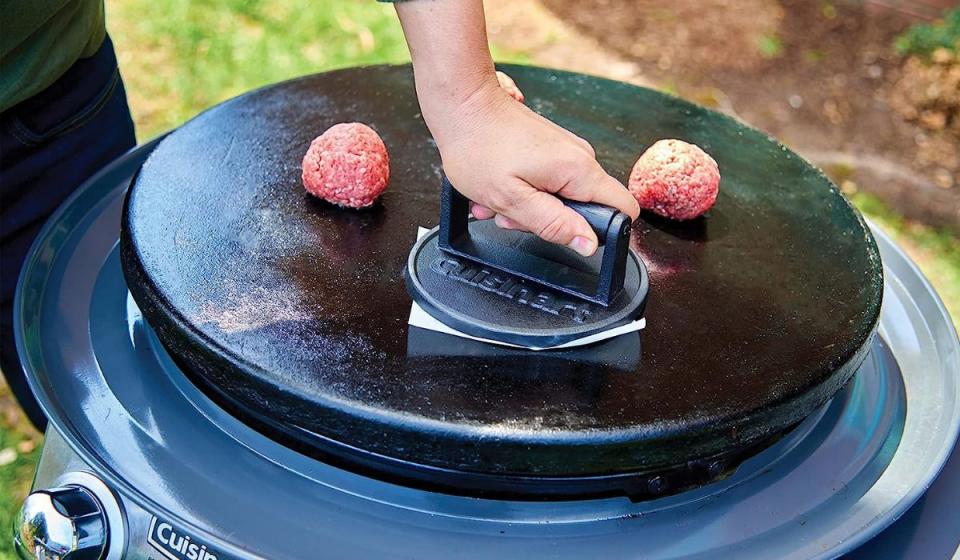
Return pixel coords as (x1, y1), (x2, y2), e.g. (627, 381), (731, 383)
(14, 486), (107, 560)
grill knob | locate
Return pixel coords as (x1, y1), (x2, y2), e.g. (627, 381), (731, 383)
(14, 486), (107, 560)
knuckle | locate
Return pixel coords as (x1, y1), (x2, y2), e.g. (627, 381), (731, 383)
(555, 154), (589, 179)
(486, 188), (518, 212)
(577, 137), (596, 156)
(537, 214), (571, 243)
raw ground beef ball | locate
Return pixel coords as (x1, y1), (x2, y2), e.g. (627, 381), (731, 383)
(628, 139), (720, 220)
(496, 71), (525, 103)
(301, 122), (390, 208)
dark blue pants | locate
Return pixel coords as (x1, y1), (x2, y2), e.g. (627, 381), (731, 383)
(1, 36), (136, 430)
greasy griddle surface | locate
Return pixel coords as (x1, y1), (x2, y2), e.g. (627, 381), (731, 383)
(122, 65), (882, 480)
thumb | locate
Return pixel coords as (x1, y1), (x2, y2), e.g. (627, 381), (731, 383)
(499, 180), (600, 257)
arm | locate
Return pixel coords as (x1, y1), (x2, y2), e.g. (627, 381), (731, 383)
(394, 0), (639, 256)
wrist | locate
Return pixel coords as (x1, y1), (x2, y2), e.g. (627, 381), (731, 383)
(413, 61), (496, 107)
(416, 70), (505, 147)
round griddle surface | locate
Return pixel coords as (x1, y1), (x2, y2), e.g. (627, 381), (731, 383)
(122, 65), (882, 492)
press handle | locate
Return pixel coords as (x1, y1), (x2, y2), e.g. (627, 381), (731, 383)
(438, 176), (632, 307)
(562, 199), (622, 243)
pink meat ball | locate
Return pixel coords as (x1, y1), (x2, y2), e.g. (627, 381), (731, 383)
(628, 139), (720, 221)
(301, 123), (390, 208)
(496, 71), (525, 103)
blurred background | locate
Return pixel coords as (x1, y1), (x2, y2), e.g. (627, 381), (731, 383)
(1, 1), (957, 555)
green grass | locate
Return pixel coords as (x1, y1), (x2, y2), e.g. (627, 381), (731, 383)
(851, 193), (960, 327)
(894, 7), (960, 57)
(0, 407), (41, 559)
(111, 0), (413, 139)
(757, 34), (784, 58)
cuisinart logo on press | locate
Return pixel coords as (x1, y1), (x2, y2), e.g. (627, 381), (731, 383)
(148, 517), (220, 560)
(430, 256), (594, 323)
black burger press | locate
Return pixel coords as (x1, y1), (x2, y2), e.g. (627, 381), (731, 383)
(405, 177), (649, 348)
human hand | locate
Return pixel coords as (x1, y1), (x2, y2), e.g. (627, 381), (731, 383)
(422, 78), (639, 257)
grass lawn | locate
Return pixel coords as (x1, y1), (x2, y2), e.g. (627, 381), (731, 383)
(110, 0), (412, 139)
(1, 1), (957, 557)
(0, 386), (41, 560)
(851, 192), (960, 325)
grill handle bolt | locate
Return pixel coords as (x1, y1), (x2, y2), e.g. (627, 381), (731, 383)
(647, 476), (667, 496)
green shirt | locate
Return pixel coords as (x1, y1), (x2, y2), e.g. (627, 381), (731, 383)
(0, 0), (106, 114)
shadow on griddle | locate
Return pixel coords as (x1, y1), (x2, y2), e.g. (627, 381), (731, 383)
(304, 191), (387, 221)
(405, 326), (642, 375)
(637, 210), (728, 243)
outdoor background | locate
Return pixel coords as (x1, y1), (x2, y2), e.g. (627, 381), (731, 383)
(1, 1), (957, 555)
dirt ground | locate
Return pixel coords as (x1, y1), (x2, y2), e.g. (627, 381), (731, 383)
(509, 0), (960, 230)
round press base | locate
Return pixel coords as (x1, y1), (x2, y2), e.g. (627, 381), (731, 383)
(405, 221), (649, 348)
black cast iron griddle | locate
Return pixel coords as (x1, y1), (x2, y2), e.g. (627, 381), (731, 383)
(120, 65), (883, 499)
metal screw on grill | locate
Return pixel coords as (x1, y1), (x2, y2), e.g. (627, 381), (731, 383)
(647, 476), (667, 496)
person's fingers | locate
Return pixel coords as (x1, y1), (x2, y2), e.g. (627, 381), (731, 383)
(560, 164), (640, 220)
(493, 180), (600, 257)
(494, 213), (522, 230)
(470, 202), (495, 220)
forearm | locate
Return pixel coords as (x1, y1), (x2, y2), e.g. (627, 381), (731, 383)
(394, 0), (501, 144)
